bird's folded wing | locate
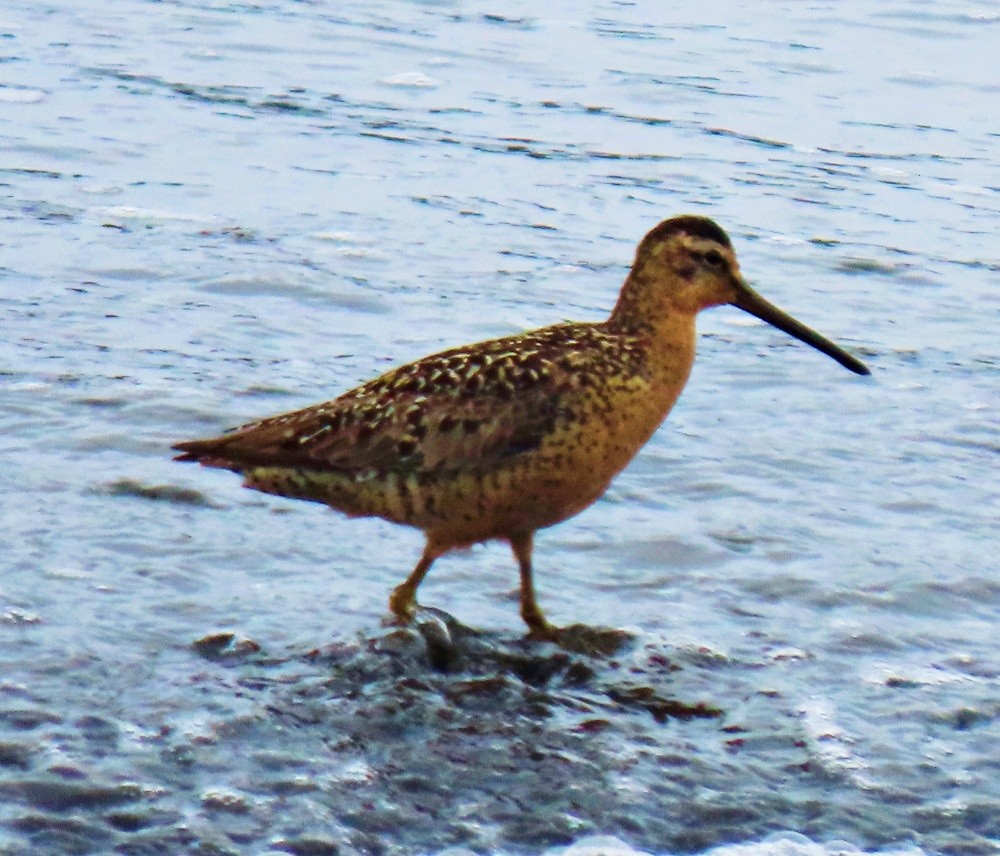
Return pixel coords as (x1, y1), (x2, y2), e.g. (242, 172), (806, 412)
(174, 338), (582, 476)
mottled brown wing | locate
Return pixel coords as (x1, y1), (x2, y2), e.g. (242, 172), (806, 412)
(173, 331), (586, 476)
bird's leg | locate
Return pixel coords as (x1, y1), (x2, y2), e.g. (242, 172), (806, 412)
(510, 532), (559, 642)
(388, 542), (440, 623)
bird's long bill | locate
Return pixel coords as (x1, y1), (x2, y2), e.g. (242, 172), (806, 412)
(731, 283), (870, 375)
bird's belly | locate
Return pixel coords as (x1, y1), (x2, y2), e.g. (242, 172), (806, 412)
(423, 462), (611, 546)
(239, 462), (597, 545)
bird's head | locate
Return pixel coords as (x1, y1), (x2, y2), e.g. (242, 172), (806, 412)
(629, 214), (744, 313)
(614, 215), (870, 375)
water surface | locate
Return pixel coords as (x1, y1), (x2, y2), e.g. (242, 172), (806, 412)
(1, 2), (997, 855)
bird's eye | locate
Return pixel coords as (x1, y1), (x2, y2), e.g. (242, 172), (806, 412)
(699, 249), (726, 269)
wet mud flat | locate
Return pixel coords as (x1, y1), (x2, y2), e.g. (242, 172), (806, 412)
(1, 614), (990, 856)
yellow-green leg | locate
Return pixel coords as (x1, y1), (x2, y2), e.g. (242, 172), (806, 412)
(510, 532), (559, 641)
(388, 542), (441, 623)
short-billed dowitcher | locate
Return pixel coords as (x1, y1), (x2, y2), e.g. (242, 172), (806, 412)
(174, 215), (869, 640)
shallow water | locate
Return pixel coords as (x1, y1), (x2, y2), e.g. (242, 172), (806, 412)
(1, 1), (998, 854)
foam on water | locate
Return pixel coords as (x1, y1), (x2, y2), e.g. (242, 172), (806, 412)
(540, 834), (928, 856)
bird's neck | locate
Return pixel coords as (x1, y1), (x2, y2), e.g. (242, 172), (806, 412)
(609, 267), (693, 329)
(605, 272), (699, 410)
(607, 270), (698, 353)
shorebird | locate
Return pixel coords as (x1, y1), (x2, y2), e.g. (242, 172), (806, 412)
(174, 215), (869, 641)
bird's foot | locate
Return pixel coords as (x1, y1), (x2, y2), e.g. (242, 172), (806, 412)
(525, 620), (562, 644)
(387, 584), (419, 625)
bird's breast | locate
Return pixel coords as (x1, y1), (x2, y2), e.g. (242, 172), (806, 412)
(417, 367), (692, 547)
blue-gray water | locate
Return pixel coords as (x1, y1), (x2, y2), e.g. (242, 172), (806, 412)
(1, 2), (997, 855)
